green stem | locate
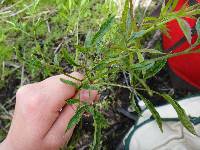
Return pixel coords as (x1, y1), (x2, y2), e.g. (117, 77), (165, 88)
(63, 72), (83, 82)
(152, 47), (200, 62)
(74, 16), (80, 72)
(100, 82), (131, 89)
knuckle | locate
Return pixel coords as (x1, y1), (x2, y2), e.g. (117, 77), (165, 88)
(16, 84), (31, 101)
(16, 83), (43, 112)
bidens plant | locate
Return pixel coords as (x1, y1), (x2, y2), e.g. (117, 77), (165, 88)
(61, 0), (200, 149)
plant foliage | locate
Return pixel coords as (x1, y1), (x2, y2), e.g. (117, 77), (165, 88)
(0, 0), (200, 149)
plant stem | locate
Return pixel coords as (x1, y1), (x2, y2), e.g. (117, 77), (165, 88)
(63, 72), (83, 82)
(100, 82), (131, 89)
(74, 16), (80, 72)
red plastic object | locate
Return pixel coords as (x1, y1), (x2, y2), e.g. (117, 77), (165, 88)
(162, 0), (200, 90)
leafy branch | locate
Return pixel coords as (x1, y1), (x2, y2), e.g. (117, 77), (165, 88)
(61, 1), (200, 149)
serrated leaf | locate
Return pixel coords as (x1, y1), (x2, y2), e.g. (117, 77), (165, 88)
(66, 104), (89, 130)
(81, 84), (99, 90)
(138, 93), (163, 132)
(144, 60), (166, 79)
(161, 94), (196, 135)
(60, 78), (79, 88)
(66, 99), (80, 105)
(177, 18), (192, 44)
(92, 15), (115, 44)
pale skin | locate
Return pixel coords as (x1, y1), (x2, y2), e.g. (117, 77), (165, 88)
(0, 72), (99, 150)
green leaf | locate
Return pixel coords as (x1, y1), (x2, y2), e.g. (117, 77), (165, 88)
(137, 52), (144, 63)
(130, 93), (141, 114)
(177, 18), (192, 44)
(81, 84), (99, 90)
(66, 99), (80, 105)
(66, 104), (89, 130)
(60, 78), (79, 88)
(0, 129), (6, 142)
(161, 0), (178, 16)
(133, 73), (153, 96)
(138, 93), (163, 132)
(129, 48), (165, 54)
(63, 50), (80, 67)
(84, 30), (93, 48)
(143, 17), (158, 22)
(121, 0), (129, 32)
(161, 94), (196, 135)
(161, 0), (171, 16)
(89, 108), (108, 150)
(139, 49), (165, 54)
(92, 15), (115, 44)
(196, 18), (200, 37)
(171, 0), (179, 11)
(144, 60), (166, 79)
(128, 30), (146, 41)
(93, 56), (120, 70)
(80, 0), (87, 7)
(131, 60), (155, 71)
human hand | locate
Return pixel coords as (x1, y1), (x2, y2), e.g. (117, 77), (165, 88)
(0, 72), (98, 150)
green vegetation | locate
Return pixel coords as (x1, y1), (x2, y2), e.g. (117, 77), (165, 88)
(0, 0), (200, 149)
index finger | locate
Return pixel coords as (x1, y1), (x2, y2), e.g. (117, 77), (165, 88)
(16, 72), (84, 137)
(38, 72), (84, 112)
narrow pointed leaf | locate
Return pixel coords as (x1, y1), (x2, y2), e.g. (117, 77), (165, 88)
(161, 0), (173, 15)
(81, 84), (99, 90)
(121, 0), (129, 32)
(171, 0), (179, 11)
(177, 18), (192, 44)
(196, 18), (200, 36)
(144, 60), (166, 79)
(66, 104), (89, 130)
(66, 99), (80, 105)
(92, 15), (115, 44)
(129, 30), (146, 41)
(60, 78), (79, 88)
(161, 94), (196, 135)
(138, 93), (163, 132)
(84, 30), (93, 48)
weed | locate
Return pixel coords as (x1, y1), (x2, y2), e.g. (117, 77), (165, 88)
(0, 0), (200, 149)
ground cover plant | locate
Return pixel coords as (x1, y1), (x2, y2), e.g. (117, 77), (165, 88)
(0, 0), (200, 149)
